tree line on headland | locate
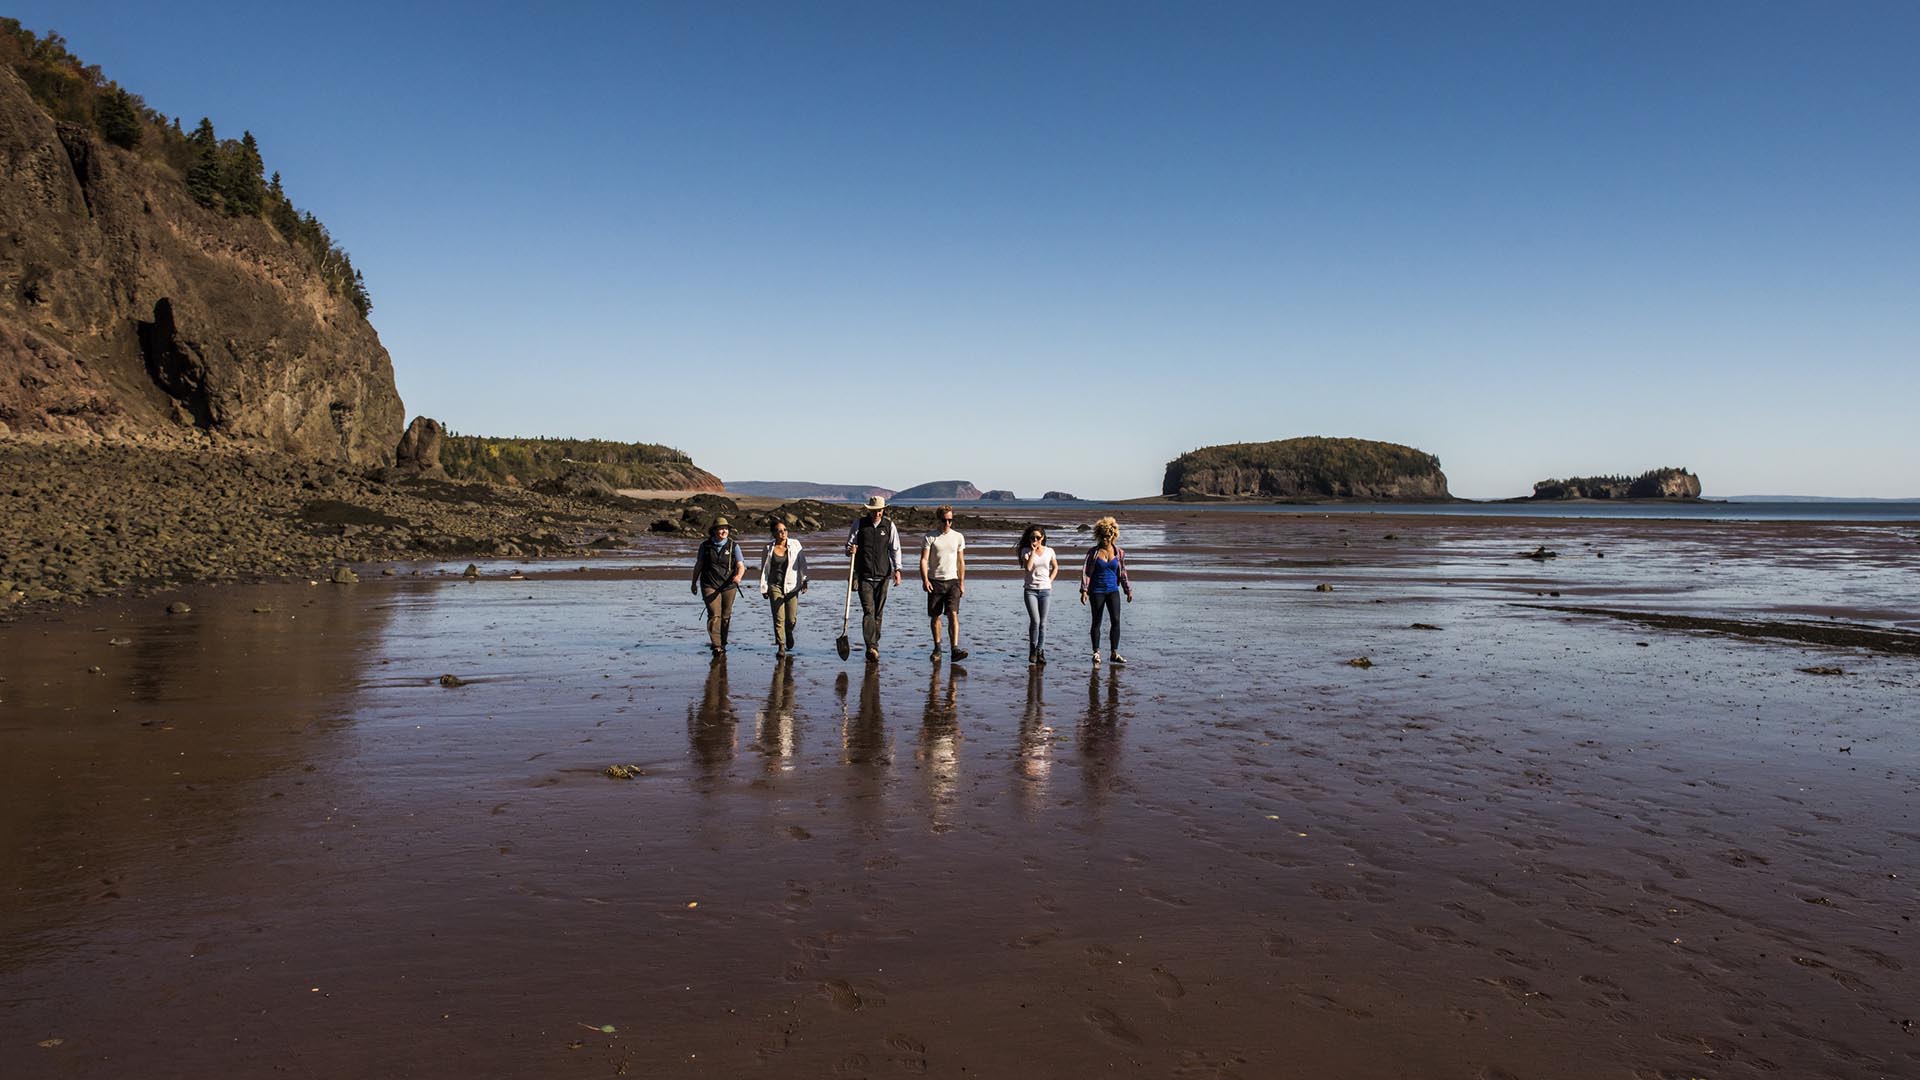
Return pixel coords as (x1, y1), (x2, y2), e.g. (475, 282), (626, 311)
(437, 433), (723, 492)
(1, 20), (370, 316)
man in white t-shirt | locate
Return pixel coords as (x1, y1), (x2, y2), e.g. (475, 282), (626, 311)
(920, 505), (967, 662)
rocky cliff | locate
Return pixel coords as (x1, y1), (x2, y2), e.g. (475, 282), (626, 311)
(1530, 468), (1701, 500)
(1163, 437), (1450, 501)
(0, 66), (403, 463)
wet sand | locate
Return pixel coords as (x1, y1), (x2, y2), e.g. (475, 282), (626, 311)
(3, 512), (1916, 1078)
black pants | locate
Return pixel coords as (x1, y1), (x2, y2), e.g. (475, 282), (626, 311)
(1088, 591), (1121, 652)
(857, 577), (891, 649)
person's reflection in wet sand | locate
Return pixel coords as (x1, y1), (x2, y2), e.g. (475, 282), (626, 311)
(836, 667), (891, 838)
(752, 656), (799, 775)
(1015, 667), (1053, 819)
(1078, 666), (1124, 816)
(687, 658), (737, 786)
(919, 665), (962, 831)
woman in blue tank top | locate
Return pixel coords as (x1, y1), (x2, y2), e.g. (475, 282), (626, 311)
(1078, 516), (1132, 666)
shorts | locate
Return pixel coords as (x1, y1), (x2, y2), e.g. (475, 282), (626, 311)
(927, 578), (962, 618)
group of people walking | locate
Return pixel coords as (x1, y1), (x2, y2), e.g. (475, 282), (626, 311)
(691, 496), (1132, 666)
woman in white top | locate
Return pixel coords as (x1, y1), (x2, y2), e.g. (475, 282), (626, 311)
(1017, 524), (1060, 665)
(758, 520), (809, 656)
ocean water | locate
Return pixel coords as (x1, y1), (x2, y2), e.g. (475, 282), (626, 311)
(912, 498), (1920, 523)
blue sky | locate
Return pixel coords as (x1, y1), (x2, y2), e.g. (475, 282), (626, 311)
(20, 2), (1919, 498)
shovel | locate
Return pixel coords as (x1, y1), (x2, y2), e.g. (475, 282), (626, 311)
(836, 554), (855, 661)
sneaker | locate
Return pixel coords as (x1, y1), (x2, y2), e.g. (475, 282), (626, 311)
(951, 648), (969, 661)
(866, 646), (880, 662)
(1028, 646), (1037, 666)
(1093, 652), (1101, 666)
(930, 648), (942, 662)
(1110, 653), (1128, 667)
(1038, 649), (1047, 665)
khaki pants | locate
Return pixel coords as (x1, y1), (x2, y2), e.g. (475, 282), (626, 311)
(703, 586), (735, 650)
(767, 585), (799, 649)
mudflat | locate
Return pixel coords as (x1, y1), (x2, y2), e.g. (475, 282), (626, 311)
(2, 512), (1915, 1079)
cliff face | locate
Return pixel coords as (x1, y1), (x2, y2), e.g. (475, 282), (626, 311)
(0, 68), (403, 463)
(1163, 437), (1450, 501)
(1530, 468), (1701, 500)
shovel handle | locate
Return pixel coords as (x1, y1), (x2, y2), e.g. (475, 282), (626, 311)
(841, 551), (856, 633)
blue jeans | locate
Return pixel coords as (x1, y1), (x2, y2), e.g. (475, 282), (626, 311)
(1024, 588), (1050, 651)
(1088, 590), (1121, 651)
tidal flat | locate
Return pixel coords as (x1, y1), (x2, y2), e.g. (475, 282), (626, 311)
(2, 512), (1916, 1079)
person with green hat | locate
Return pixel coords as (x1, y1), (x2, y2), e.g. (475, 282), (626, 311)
(691, 516), (746, 657)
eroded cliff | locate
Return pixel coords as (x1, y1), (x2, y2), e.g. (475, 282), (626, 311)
(0, 66), (403, 463)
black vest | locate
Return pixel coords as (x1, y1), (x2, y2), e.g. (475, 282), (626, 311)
(854, 519), (893, 580)
(697, 539), (738, 589)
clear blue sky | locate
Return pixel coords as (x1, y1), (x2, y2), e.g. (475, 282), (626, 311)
(19, 2), (1919, 498)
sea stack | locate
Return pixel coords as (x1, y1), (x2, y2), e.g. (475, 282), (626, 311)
(1162, 437), (1450, 501)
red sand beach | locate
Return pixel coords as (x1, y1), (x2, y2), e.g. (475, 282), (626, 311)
(3, 512), (1915, 1078)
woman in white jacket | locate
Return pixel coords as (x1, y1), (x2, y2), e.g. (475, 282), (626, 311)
(758, 519), (809, 656)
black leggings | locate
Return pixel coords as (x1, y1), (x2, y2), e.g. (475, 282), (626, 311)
(1088, 591), (1121, 651)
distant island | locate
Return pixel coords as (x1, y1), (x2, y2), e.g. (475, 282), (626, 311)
(1526, 467), (1701, 501)
(980, 490), (1017, 501)
(894, 480), (983, 501)
(1043, 491), (1079, 501)
(1161, 437), (1450, 501)
(727, 481), (895, 502)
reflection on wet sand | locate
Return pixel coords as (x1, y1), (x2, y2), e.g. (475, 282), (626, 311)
(918, 666), (962, 831)
(835, 666), (891, 839)
(686, 658), (737, 783)
(1079, 666), (1124, 814)
(1015, 668), (1052, 816)
(0, 584), (393, 974)
(751, 657), (799, 773)
(836, 666), (890, 768)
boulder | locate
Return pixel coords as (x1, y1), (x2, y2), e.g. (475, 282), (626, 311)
(392, 416), (446, 478)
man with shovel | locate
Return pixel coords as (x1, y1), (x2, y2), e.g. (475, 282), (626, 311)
(691, 516), (746, 658)
(844, 496), (903, 661)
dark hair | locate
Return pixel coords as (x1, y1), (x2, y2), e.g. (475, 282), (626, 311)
(769, 519), (787, 535)
(1016, 524), (1045, 559)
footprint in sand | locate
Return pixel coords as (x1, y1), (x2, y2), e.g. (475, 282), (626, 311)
(821, 978), (864, 1011)
(1441, 901), (1487, 924)
(784, 882), (813, 910)
(832, 1052), (872, 1075)
(1151, 967), (1186, 1003)
(883, 1034), (928, 1073)
(1083, 1006), (1142, 1045)
(1263, 932), (1295, 958)
(788, 825), (812, 840)
(1006, 929), (1060, 950)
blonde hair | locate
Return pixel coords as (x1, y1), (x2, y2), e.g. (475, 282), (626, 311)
(1092, 516), (1119, 547)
